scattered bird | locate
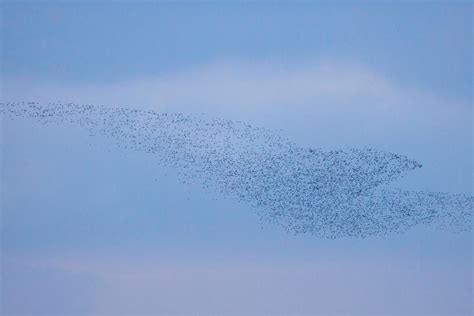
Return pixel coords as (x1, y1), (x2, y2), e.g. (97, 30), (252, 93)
(1, 101), (472, 238)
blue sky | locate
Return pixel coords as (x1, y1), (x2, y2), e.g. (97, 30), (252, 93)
(1, 1), (472, 315)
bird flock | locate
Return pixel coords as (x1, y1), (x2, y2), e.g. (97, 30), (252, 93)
(1, 102), (472, 238)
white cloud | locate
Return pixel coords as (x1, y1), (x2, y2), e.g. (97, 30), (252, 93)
(2, 59), (469, 126)
(2, 59), (471, 189)
(1, 59), (465, 113)
(2, 59), (396, 108)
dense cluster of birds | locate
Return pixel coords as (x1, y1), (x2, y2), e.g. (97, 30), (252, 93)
(2, 102), (472, 238)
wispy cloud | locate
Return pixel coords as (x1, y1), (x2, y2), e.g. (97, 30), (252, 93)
(3, 59), (471, 154)
(3, 59), (395, 106)
(3, 58), (469, 131)
(2, 59), (467, 113)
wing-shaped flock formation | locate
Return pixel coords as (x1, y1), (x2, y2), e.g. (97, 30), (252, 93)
(2, 102), (472, 238)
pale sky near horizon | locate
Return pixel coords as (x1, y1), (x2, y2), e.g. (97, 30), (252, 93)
(1, 1), (473, 315)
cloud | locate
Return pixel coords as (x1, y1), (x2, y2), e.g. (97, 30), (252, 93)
(2, 59), (470, 148)
(2, 58), (472, 192)
(2, 58), (468, 115)
(2, 59), (394, 105)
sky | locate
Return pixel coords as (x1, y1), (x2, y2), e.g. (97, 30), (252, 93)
(1, 1), (473, 315)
